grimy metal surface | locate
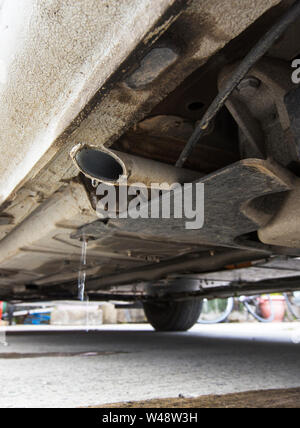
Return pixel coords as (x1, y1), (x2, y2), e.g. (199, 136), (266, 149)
(0, 155), (293, 298)
(175, 0), (300, 168)
(0, 0), (280, 241)
(90, 159), (294, 247)
(0, 0), (285, 296)
(0, 0), (182, 204)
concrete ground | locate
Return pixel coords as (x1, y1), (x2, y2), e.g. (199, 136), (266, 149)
(0, 323), (300, 408)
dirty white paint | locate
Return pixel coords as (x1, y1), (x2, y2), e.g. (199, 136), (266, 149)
(0, 0), (176, 203)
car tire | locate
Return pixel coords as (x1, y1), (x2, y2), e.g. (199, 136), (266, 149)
(143, 298), (203, 332)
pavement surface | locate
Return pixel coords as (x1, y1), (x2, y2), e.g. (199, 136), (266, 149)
(0, 323), (300, 408)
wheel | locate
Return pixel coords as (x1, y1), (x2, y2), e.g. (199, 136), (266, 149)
(198, 297), (234, 324)
(143, 298), (203, 332)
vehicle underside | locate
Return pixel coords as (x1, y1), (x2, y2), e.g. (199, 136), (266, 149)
(2, 0), (300, 330)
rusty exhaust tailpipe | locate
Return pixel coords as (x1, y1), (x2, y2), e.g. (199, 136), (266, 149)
(71, 143), (201, 187)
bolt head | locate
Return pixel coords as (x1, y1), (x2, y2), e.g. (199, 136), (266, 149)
(237, 77), (261, 92)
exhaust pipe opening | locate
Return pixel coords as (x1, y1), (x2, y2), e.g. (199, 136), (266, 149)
(73, 146), (124, 182)
(71, 143), (202, 187)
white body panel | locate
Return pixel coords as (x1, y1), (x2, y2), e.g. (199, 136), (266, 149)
(0, 0), (175, 203)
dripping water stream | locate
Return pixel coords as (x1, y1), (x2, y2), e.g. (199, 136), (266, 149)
(78, 236), (91, 332)
(78, 236), (88, 302)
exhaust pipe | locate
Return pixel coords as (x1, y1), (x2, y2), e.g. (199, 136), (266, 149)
(71, 143), (202, 187)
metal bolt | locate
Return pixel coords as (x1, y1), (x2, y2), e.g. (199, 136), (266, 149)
(237, 77), (261, 92)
